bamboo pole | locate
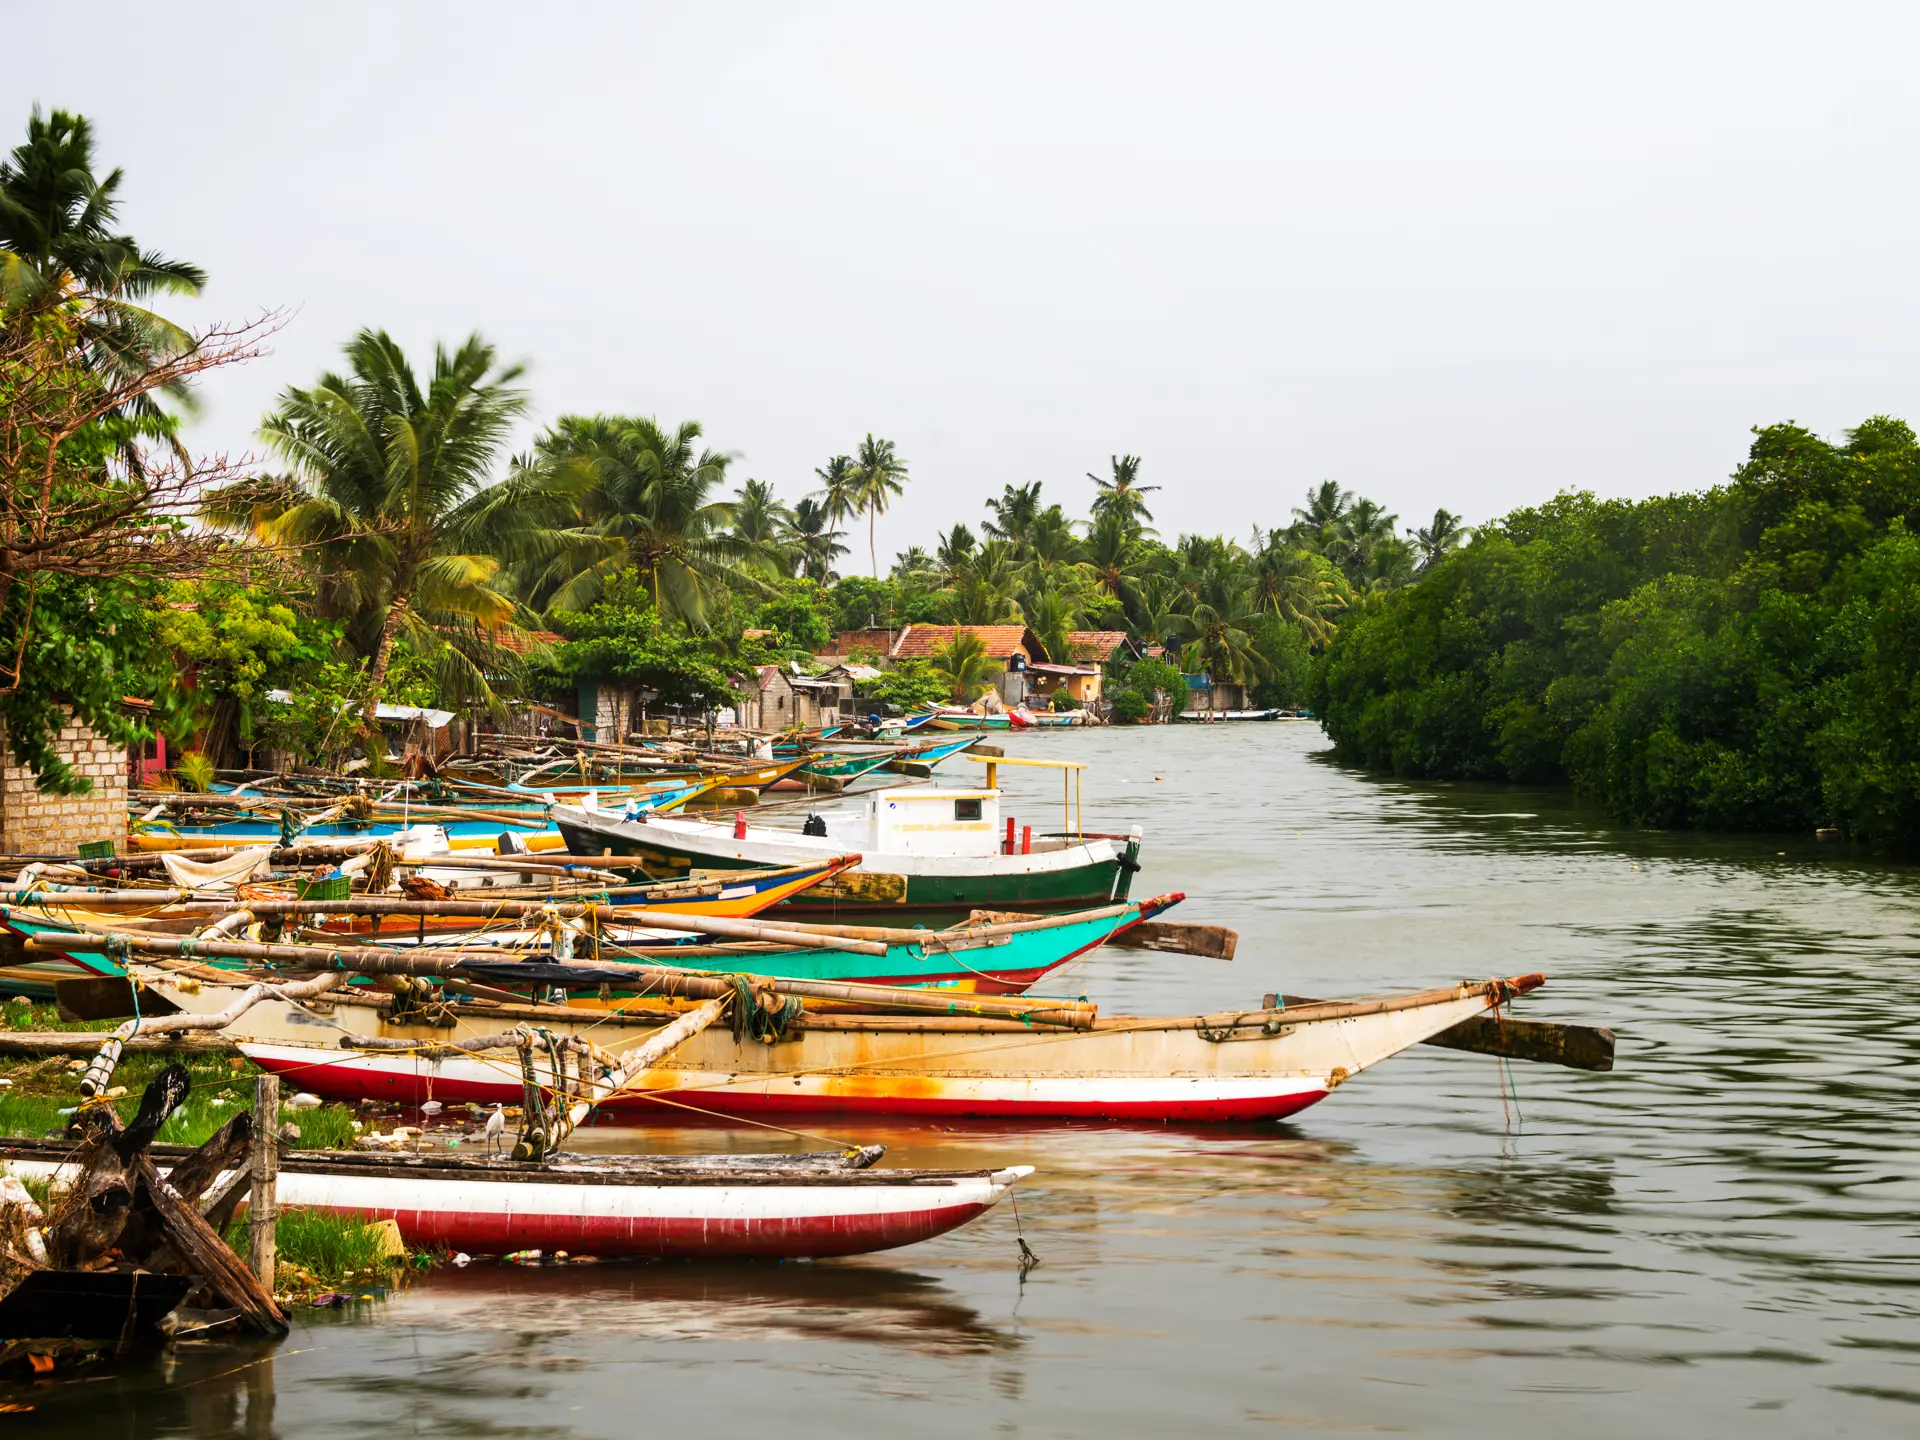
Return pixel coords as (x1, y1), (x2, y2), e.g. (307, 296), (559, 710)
(76, 971), (344, 1095)
(249, 1072), (278, 1289)
(517, 996), (730, 1159)
(26, 896), (889, 956)
(137, 892), (1158, 956)
(25, 931), (1097, 1028)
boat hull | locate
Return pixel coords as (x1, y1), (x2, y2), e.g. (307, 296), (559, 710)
(0, 1146), (1028, 1260)
(556, 809), (1137, 917)
(175, 976), (1542, 1125)
(258, 1168), (1016, 1258)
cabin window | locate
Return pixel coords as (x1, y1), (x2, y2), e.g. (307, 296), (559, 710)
(954, 798), (983, 821)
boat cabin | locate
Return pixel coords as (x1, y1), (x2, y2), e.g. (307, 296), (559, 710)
(814, 786), (1087, 857)
(817, 788), (1001, 856)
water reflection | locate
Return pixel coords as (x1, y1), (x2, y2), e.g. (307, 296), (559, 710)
(387, 1260), (1014, 1355)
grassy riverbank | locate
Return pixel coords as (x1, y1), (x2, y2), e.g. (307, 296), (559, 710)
(0, 1003), (426, 1299)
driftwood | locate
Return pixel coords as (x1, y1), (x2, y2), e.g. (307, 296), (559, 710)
(41, 1069), (287, 1335)
(137, 1113), (256, 1277)
(131, 1152), (283, 1333)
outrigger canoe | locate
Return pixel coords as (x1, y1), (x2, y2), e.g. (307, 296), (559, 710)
(0, 857), (860, 996)
(149, 971), (1545, 1124)
(0, 893), (1181, 996)
(0, 1140), (1031, 1260)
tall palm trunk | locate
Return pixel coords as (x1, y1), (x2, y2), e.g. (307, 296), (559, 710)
(362, 591), (411, 726)
(869, 505), (878, 578)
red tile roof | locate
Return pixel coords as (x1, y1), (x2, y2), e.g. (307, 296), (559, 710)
(489, 628), (564, 657)
(828, 629), (897, 657)
(1065, 630), (1130, 662)
(889, 625), (1039, 661)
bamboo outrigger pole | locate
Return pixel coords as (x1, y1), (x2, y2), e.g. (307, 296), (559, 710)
(21, 931), (1098, 1028)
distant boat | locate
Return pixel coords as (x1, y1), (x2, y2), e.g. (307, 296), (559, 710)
(1173, 708), (1284, 723)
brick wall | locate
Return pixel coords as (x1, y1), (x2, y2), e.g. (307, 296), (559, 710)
(0, 715), (127, 856)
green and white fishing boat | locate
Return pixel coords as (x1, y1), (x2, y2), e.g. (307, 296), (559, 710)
(555, 762), (1143, 918)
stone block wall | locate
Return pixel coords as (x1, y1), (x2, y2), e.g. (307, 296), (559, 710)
(0, 715), (127, 856)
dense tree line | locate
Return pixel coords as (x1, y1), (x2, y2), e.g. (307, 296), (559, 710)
(1314, 418), (1920, 848)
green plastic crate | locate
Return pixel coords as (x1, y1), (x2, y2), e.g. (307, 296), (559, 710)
(296, 874), (350, 902)
(77, 840), (116, 860)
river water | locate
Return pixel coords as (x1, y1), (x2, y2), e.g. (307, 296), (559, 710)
(11, 724), (1920, 1436)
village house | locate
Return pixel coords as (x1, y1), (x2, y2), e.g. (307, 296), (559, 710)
(733, 665), (852, 730)
(884, 624), (1045, 706)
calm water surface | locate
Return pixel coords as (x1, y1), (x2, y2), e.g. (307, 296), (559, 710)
(13, 726), (1920, 1436)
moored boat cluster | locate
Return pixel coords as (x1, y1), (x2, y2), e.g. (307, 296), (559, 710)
(0, 724), (1611, 1350)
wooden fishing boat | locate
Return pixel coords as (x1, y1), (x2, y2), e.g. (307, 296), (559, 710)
(3, 893), (1181, 996)
(145, 972), (1545, 1124)
(0, 1139), (1032, 1261)
(556, 786), (1142, 917)
(0, 857), (860, 996)
(1174, 708), (1283, 723)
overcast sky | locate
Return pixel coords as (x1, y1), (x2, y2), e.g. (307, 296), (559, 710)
(8, 1), (1916, 566)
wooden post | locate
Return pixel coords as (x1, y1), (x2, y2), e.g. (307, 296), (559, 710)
(249, 1072), (279, 1290)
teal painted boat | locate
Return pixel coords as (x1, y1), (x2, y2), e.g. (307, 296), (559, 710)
(0, 894), (1183, 997)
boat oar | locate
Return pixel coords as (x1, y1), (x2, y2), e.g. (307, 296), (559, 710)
(22, 931), (1097, 1028)
(1103, 921), (1238, 960)
(1273, 991), (1615, 1072)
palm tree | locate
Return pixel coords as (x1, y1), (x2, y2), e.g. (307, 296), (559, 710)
(730, 477), (794, 576)
(815, 454), (855, 529)
(935, 523), (977, 580)
(501, 415), (742, 625)
(942, 539), (1022, 625)
(1411, 508), (1470, 572)
(844, 434), (909, 577)
(983, 481), (1045, 553)
(1325, 498), (1400, 590)
(1083, 511), (1142, 609)
(1129, 574), (1187, 652)
(1179, 569), (1273, 690)
(1088, 454), (1158, 533)
(208, 330), (529, 721)
(0, 107), (207, 445)
(929, 628), (995, 702)
(788, 496), (847, 582)
(891, 545), (941, 590)
(1248, 530), (1344, 644)
(1021, 589), (1083, 667)
(1291, 481), (1352, 536)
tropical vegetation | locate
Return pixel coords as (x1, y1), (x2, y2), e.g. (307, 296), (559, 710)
(1314, 418), (1920, 848)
